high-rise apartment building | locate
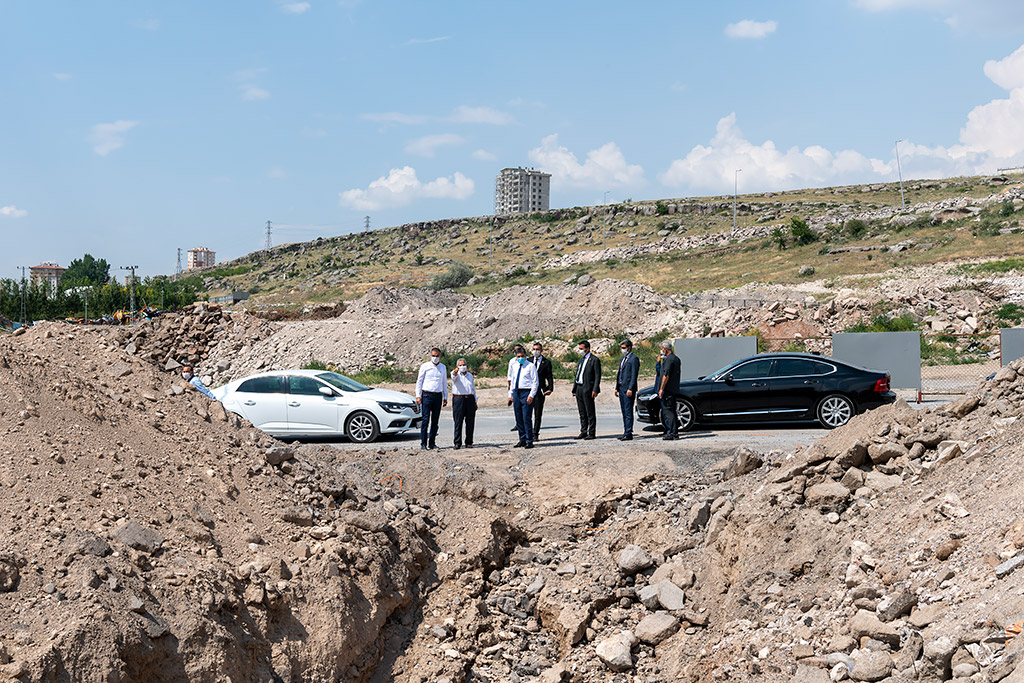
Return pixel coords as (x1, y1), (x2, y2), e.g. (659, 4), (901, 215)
(187, 247), (216, 270)
(29, 263), (65, 293)
(494, 167), (551, 215)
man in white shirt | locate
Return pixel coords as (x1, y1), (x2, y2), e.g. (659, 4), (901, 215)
(415, 347), (448, 450)
(450, 358), (478, 449)
(506, 344), (539, 448)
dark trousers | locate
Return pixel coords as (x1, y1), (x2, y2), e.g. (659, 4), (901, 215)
(452, 395), (476, 447)
(618, 390), (636, 436)
(420, 391), (442, 447)
(575, 386), (597, 437)
(512, 389), (534, 445)
(661, 394), (678, 437)
(531, 392), (546, 440)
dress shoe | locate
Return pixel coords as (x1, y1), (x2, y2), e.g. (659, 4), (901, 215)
(584, 435), (596, 440)
(428, 443), (437, 450)
(524, 443), (533, 449)
(617, 435), (633, 441)
(574, 434), (586, 440)
(453, 445), (462, 450)
(510, 426), (519, 432)
(513, 442), (525, 448)
(420, 445), (427, 451)
(662, 435), (677, 441)
(465, 444), (473, 449)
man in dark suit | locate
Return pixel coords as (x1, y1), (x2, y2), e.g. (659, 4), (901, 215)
(571, 339), (601, 440)
(531, 341), (554, 441)
(658, 340), (681, 440)
(614, 339), (640, 441)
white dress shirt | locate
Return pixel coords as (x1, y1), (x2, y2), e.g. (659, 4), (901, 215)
(416, 361), (448, 399)
(575, 353), (592, 384)
(451, 369), (477, 397)
(507, 358), (539, 399)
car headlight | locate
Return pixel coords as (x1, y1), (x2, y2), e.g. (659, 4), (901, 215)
(378, 401), (412, 414)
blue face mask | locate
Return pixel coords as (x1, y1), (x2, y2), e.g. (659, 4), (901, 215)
(518, 357), (527, 366)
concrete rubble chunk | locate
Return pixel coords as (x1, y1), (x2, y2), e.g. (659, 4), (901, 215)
(849, 610), (900, 647)
(656, 580), (685, 611)
(848, 648), (893, 681)
(878, 591), (917, 622)
(265, 446), (295, 466)
(722, 446), (763, 480)
(112, 520), (165, 554)
(616, 544), (653, 574)
(635, 612), (679, 645)
(805, 480), (851, 506)
(996, 554), (1024, 579)
(595, 630), (636, 672)
(867, 442), (907, 465)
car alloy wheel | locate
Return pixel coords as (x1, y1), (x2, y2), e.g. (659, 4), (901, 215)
(346, 411), (380, 443)
(676, 398), (696, 432)
(817, 394), (853, 429)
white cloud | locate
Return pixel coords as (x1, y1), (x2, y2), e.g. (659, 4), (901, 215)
(449, 106), (515, 125)
(361, 111), (429, 125)
(724, 19), (778, 39)
(241, 85), (271, 101)
(280, 2), (311, 13)
(405, 133), (465, 157)
(406, 36), (451, 45)
(89, 120), (139, 156)
(853, 0), (1024, 30)
(472, 149), (497, 161)
(528, 134), (645, 189)
(339, 166), (475, 211)
(984, 44), (1024, 90)
(51, 73), (71, 81)
(0, 205), (27, 218)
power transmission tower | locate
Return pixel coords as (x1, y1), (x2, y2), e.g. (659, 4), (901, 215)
(265, 220), (273, 249)
(18, 266), (27, 324)
(364, 216), (371, 232)
(176, 248), (183, 275)
(120, 266), (139, 322)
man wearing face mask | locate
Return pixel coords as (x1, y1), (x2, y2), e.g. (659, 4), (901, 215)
(614, 339), (640, 441)
(530, 341), (554, 442)
(450, 358), (477, 449)
(181, 365), (218, 400)
(571, 339), (601, 440)
(415, 348), (448, 451)
(506, 344), (538, 449)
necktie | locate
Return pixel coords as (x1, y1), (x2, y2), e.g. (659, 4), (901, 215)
(515, 364), (522, 390)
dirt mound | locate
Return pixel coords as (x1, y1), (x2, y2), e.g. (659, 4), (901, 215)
(211, 279), (684, 381)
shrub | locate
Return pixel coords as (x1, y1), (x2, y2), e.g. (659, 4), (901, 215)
(770, 227), (787, 250)
(790, 218), (818, 246)
(414, 253), (424, 266)
(429, 262), (474, 290)
(995, 303), (1024, 325)
(1001, 200), (1015, 217)
(655, 202), (669, 216)
(845, 219), (868, 238)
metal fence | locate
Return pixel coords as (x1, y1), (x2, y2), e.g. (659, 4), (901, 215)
(760, 332), (1000, 396)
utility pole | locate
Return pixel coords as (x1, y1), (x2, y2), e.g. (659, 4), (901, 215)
(18, 266), (27, 325)
(364, 216), (371, 232)
(895, 140), (906, 210)
(84, 288), (88, 324)
(265, 220), (273, 250)
(734, 169), (742, 230)
(120, 266), (138, 323)
(175, 248), (183, 275)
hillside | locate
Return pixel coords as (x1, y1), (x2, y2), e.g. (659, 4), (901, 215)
(183, 174), (1024, 308)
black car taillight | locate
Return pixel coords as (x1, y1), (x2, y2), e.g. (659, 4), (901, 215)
(873, 377), (890, 392)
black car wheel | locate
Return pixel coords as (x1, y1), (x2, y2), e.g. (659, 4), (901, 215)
(346, 411), (380, 443)
(677, 398), (696, 432)
(816, 394), (853, 429)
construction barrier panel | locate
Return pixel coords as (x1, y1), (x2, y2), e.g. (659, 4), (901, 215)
(832, 331), (922, 392)
(674, 336), (758, 380)
(1002, 328), (1024, 366)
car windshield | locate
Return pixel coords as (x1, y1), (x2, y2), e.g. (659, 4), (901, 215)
(316, 372), (371, 393)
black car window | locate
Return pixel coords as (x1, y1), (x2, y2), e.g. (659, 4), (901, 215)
(237, 376), (286, 394)
(288, 376), (329, 396)
(774, 359), (827, 377)
(729, 359), (773, 380)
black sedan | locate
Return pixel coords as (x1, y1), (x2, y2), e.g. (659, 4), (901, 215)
(636, 353), (896, 431)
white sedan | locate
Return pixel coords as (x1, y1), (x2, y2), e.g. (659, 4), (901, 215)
(214, 370), (420, 443)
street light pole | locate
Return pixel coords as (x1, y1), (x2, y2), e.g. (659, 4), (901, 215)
(895, 140), (906, 210)
(733, 169), (742, 230)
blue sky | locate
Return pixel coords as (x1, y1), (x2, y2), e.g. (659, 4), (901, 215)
(2, 0), (1024, 279)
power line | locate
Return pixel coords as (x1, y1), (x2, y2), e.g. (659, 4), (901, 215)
(265, 220), (273, 249)
(18, 266), (27, 325)
(364, 215), (371, 232)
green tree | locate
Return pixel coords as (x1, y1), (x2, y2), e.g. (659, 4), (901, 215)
(63, 254), (110, 287)
(790, 218), (818, 246)
(429, 262), (474, 290)
(770, 227), (787, 250)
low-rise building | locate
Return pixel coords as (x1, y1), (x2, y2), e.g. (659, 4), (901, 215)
(30, 262), (65, 293)
(187, 247), (216, 270)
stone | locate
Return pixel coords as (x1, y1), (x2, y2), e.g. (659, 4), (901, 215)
(616, 545), (653, 574)
(863, 471), (901, 492)
(921, 636), (956, 680)
(849, 610), (900, 647)
(0, 555), (19, 592)
(878, 591), (917, 622)
(944, 395), (980, 418)
(935, 440), (967, 465)
(638, 584), (660, 610)
(840, 468), (866, 491)
(867, 442), (907, 465)
(935, 538), (961, 561)
(908, 603), (942, 628)
(129, 593), (145, 612)
(577, 274), (595, 286)
(848, 649), (893, 681)
(265, 446), (294, 466)
(656, 580), (686, 611)
(112, 520), (165, 554)
(595, 631), (636, 672)
(805, 480), (851, 506)
(635, 612), (679, 645)
(164, 357), (183, 371)
(722, 446), (763, 480)
(279, 507), (314, 527)
(835, 442), (868, 469)
(687, 500), (712, 531)
(799, 265), (816, 277)
(996, 554), (1024, 579)
(651, 562), (695, 589)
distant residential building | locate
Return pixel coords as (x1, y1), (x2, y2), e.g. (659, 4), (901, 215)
(30, 262), (65, 293)
(495, 167), (551, 215)
(187, 247), (216, 270)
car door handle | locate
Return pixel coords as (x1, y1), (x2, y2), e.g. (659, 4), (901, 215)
(750, 382), (766, 388)
(288, 401), (300, 407)
(243, 400), (256, 406)
(803, 379), (819, 384)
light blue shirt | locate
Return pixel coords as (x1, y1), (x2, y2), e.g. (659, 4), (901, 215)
(189, 375), (217, 400)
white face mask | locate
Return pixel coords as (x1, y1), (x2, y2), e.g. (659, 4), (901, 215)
(431, 357), (440, 365)
(458, 365), (467, 374)
(533, 350), (541, 358)
(578, 348), (586, 356)
(621, 348), (628, 355)
(182, 372), (192, 380)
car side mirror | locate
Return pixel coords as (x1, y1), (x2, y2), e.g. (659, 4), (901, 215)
(319, 386), (335, 397)
(724, 374), (735, 384)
